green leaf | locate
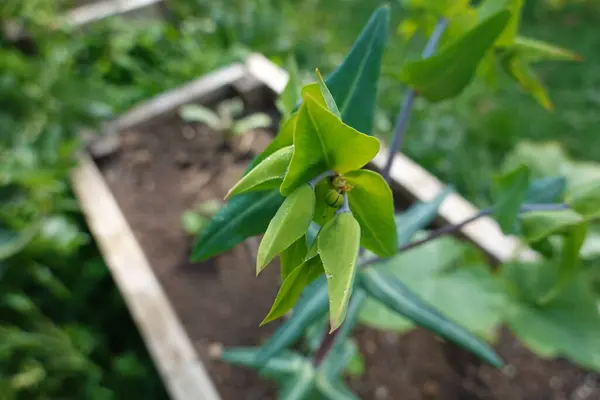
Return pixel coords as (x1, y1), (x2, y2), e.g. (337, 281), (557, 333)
(477, 0), (523, 46)
(359, 266), (503, 366)
(318, 213), (361, 331)
(278, 55), (302, 116)
(220, 347), (306, 378)
(191, 190), (284, 261)
(0, 224), (38, 261)
(258, 184), (315, 273)
(280, 94), (380, 195)
(25, 216), (87, 258)
(226, 145), (294, 199)
(520, 209), (584, 243)
(316, 377), (360, 400)
(280, 364), (315, 400)
(395, 187), (452, 246)
(315, 69), (341, 119)
(493, 164), (530, 234)
(567, 180), (600, 219)
(181, 211), (208, 236)
(512, 36), (582, 63)
(525, 176), (566, 204)
(360, 237), (505, 340)
(502, 263), (600, 371)
(344, 170), (397, 257)
(248, 114), (297, 171)
(501, 54), (553, 110)
(280, 236), (309, 279)
(257, 277), (329, 364)
(262, 255), (324, 325)
(398, 11), (511, 102)
(232, 113), (272, 135)
(179, 104), (221, 129)
(324, 6), (390, 135)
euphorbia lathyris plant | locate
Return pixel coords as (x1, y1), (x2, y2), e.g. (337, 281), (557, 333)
(192, 2), (592, 398)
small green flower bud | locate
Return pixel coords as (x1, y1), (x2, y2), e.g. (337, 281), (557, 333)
(325, 189), (344, 208)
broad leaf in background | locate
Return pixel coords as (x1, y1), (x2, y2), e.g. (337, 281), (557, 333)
(191, 190), (284, 261)
(324, 6), (390, 134)
(257, 278), (329, 364)
(525, 176), (566, 204)
(477, 0), (523, 46)
(179, 104), (221, 129)
(520, 209), (583, 244)
(226, 145), (294, 199)
(193, 6), (389, 260)
(492, 164), (529, 234)
(345, 170), (397, 257)
(280, 94), (380, 195)
(318, 213), (361, 331)
(257, 184), (315, 273)
(359, 266), (503, 366)
(261, 255), (324, 325)
(0, 224), (39, 261)
(360, 237), (506, 340)
(502, 262), (600, 372)
(567, 180), (600, 219)
(397, 11), (511, 102)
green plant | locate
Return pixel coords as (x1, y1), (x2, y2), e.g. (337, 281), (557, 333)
(190, 3), (600, 398)
(181, 199), (223, 236)
(179, 97), (272, 147)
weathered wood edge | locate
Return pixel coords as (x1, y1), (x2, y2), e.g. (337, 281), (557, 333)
(244, 53), (538, 264)
(71, 155), (221, 400)
(65, 0), (164, 27)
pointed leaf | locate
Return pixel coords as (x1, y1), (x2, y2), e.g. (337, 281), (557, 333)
(258, 184), (315, 273)
(220, 347), (306, 378)
(502, 54), (553, 110)
(257, 277), (329, 364)
(512, 36), (582, 63)
(316, 69), (341, 119)
(262, 256), (324, 324)
(281, 95), (380, 195)
(280, 236), (309, 279)
(316, 377), (360, 400)
(492, 164), (530, 234)
(191, 190), (284, 261)
(395, 187), (452, 246)
(525, 176), (566, 204)
(398, 11), (511, 102)
(179, 104), (221, 129)
(324, 6), (390, 134)
(278, 55), (302, 116)
(226, 145), (294, 199)
(248, 114), (297, 172)
(344, 170), (397, 257)
(318, 213), (361, 331)
(359, 268), (503, 367)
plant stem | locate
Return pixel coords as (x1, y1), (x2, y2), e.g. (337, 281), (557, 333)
(361, 203), (569, 266)
(382, 18), (449, 181)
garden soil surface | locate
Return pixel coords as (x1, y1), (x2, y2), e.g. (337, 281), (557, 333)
(98, 105), (600, 400)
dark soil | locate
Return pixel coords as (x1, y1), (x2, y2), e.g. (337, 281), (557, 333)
(97, 103), (600, 400)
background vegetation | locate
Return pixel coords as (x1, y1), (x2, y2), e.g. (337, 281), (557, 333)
(1, 0), (598, 397)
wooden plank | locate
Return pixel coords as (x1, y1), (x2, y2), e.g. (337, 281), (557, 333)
(88, 63), (246, 157)
(244, 54), (538, 263)
(71, 155), (221, 400)
(65, 0), (164, 27)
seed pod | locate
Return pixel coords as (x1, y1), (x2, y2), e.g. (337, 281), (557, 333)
(325, 189), (344, 208)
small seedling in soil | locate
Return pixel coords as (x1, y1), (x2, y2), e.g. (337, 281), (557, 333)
(181, 199), (222, 236)
(179, 97), (272, 159)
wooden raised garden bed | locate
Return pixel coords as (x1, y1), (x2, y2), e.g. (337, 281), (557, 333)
(71, 55), (597, 400)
